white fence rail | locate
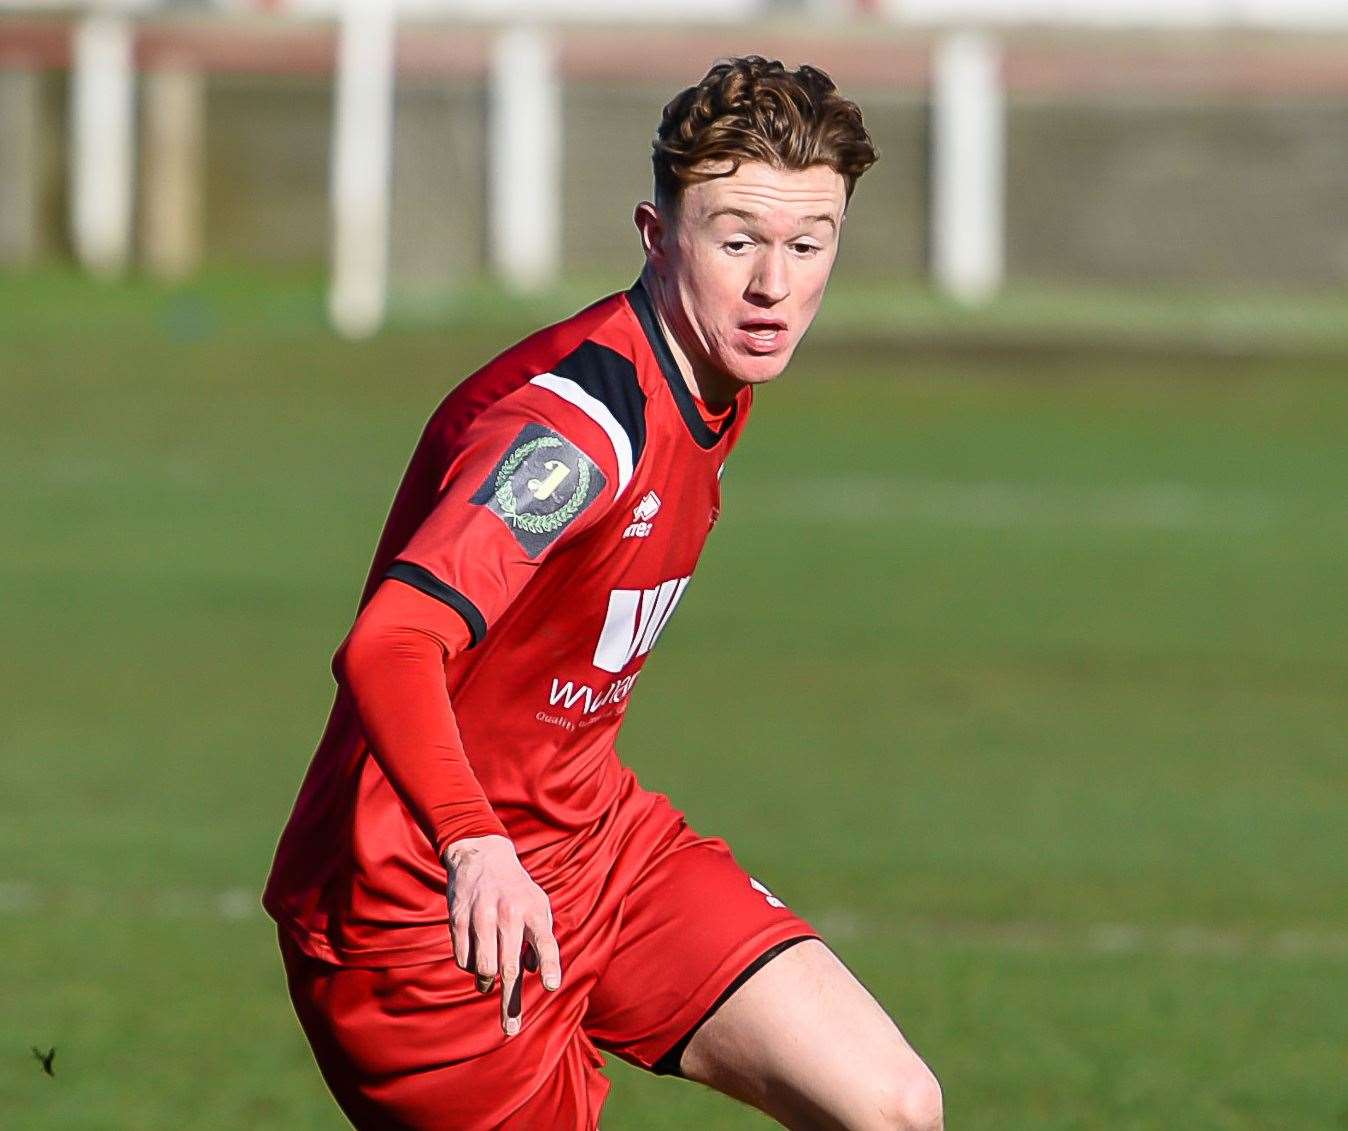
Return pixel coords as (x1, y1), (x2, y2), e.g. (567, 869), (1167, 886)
(930, 33), (1003, 306)
(70, 13), (134, 277)
(328, 0), (396, 338)
(487, 24), (561, 296)
(1, 10), (1341, 332)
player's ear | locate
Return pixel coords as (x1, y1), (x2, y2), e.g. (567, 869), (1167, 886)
(634, 201), (668, 265)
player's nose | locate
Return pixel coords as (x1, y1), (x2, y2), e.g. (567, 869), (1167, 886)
(746, 248), (790, 305)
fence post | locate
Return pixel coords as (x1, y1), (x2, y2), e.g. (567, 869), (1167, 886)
(141, 60), (204, 281)
(488, 25), (560, 293)
(329, 0), (396, 339)
(71, 13), (135, 277)
(0, 63), (41, 266)
(930, 32), (1004, 304)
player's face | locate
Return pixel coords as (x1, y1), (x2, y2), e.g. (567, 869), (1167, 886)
(643, 161), (847, 400)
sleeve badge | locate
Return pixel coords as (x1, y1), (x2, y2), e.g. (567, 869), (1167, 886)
(470, 422), (607, 558)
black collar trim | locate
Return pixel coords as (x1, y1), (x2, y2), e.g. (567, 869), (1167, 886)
(627, 278), (738, 450)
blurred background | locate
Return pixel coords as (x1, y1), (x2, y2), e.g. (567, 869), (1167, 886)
(2, 0), (1345, 1127)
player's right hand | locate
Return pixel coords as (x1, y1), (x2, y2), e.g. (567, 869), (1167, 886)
(442, 833), (563, 1039)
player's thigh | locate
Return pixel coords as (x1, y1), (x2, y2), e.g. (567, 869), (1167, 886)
(581, 818), (819, 1074)
(679, 939), (943, 1131)
(279, 931), (608, 1130)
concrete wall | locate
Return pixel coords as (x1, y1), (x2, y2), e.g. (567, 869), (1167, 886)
(202, 75), (330, 266)
(9, 65), (1348, 289)
(1006, 97), (1348, 286)
(4, 69), (70, 262)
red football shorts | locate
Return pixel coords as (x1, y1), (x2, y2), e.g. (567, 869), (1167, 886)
(279, 796), (819, 1130)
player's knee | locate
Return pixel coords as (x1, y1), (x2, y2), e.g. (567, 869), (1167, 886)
(871, 1061), (943, 1131)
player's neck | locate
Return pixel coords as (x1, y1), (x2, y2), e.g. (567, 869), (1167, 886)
(640, 268), (742, 411)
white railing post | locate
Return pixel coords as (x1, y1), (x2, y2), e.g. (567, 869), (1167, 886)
(71, 13), (135, 278)
(930, 32), (1004, 304)
(488, 25), (561, 293)
(328, 0), (396, 339)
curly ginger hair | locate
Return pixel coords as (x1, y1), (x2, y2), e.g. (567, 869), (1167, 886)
(652, 56), (878, 212)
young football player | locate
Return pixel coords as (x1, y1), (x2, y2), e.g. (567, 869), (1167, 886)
(265, 55), (942, 1131)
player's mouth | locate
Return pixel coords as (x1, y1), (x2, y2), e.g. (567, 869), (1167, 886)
(736, 319), (788, 354)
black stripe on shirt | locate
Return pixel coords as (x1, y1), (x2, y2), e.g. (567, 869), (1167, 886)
(384, 561), (487, 649)
(550, 339), (648, 470)
(626, 276), (739, 450)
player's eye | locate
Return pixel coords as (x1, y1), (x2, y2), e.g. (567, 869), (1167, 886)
(723, 240), (753, 254)
(791, 242), (822, 256)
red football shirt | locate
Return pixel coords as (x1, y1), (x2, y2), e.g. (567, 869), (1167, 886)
(264, 280), (752, 965)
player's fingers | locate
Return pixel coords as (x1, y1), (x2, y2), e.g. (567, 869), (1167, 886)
(473, 907), (499, 991)
(526, 920), (563, 992)
(449, 903), (472, 972)
(504, 968), (524, 1037)
(498, 916), (525, 1037)
(472, 933), (494, 993)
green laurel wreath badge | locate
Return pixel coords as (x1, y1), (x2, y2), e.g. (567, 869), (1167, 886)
(492, 435), (591, 534)
(470, 422), (607, 559)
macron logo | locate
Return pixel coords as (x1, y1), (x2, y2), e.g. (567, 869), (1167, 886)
(623, 490), (661, 539)
(592, 575), (690, 673)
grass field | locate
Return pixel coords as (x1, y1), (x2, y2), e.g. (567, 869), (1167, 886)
(3, 270), (1346, 1129)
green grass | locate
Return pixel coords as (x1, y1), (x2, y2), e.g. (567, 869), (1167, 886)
(2, 270), (1346, 1129)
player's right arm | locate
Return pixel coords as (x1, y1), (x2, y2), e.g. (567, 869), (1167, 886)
(338, 387), (626, 1036)
(340, 581), (562, 1039)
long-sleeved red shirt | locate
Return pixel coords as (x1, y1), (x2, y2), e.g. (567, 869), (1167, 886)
(263, 280), (750, 965)
(339, 579), (505, 854)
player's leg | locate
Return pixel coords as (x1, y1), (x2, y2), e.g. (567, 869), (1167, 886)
(676, 937), (943, 1131)
(580, 806), (941, 1131)
(278, 928), (608, 1130)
